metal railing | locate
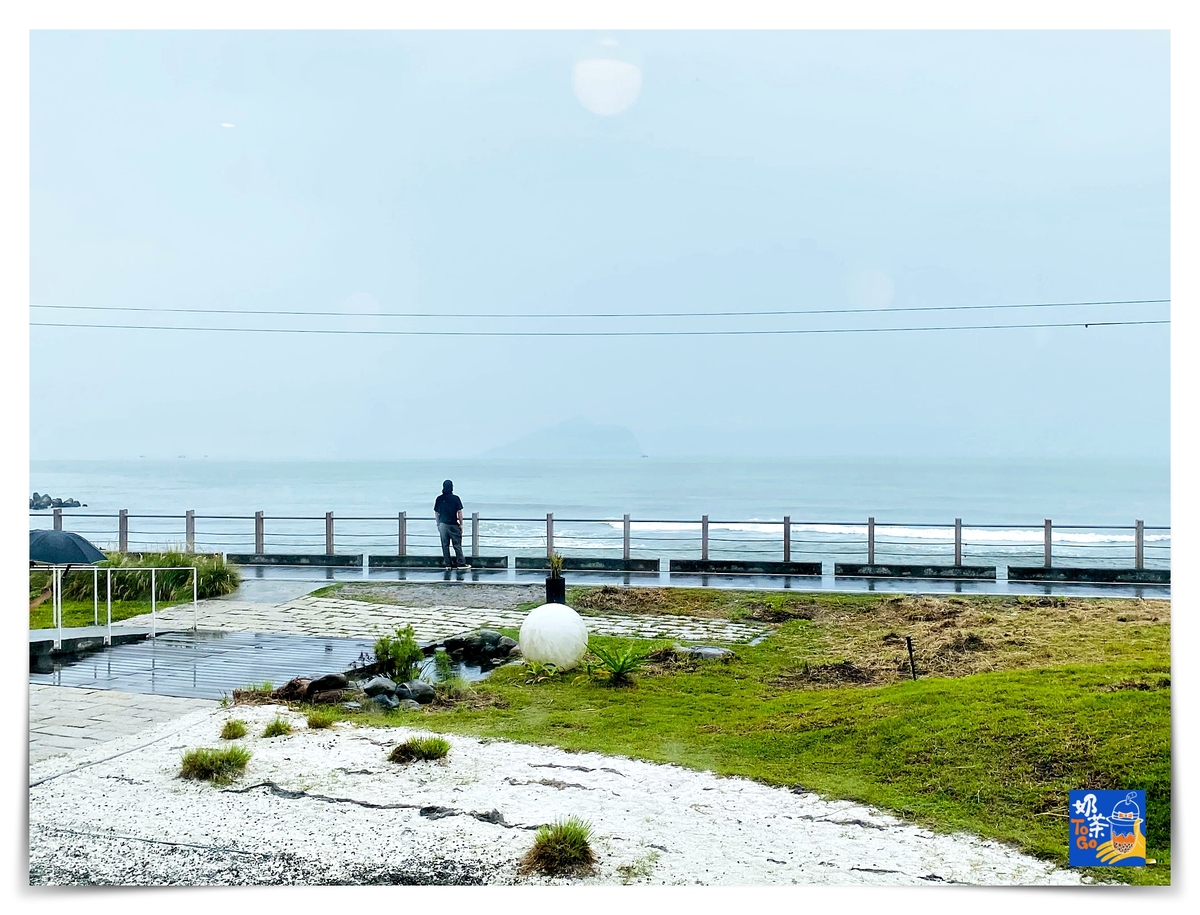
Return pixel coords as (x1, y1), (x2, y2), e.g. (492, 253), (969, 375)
(29, 509), (1170, 572)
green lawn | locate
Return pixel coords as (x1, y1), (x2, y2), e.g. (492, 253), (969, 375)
(29, 599), (182, 630)
(295, 587), (1171, 885)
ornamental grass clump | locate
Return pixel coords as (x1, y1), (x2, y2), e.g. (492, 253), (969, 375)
(219, 719), (247, 740)
(306, 708), (337, 729)
(388, 736), (451, 763)
(37, 550), (241, 603)
(261, 716), (293, 738)
(179, 746), (251, 785)
(519, 816), (597, 877)
(589, 641), (648, 687)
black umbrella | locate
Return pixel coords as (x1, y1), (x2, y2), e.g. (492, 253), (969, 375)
(29, 529), (107, 565)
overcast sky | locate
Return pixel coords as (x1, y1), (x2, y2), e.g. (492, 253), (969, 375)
(29, 30), (1169, 461)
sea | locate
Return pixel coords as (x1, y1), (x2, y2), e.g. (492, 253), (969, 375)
(29, 458), (1171, 571)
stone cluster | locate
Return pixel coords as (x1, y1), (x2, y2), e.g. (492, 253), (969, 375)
(432, 628), (520, 664)
(30, 493), (84, 509)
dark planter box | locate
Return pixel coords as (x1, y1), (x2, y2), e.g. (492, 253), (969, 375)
(546, 576), (566, 604)
(515, 556), (659, 573)
(834, 563), (996, 580)
(1007, 566), (1170, 585)
(368, 555), (509, 569)
(228, 553), (363, 567)
(669, 559), (822, 576)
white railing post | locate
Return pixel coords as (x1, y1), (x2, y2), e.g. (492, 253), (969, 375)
(150, 568), (156, 639)
(472, 512), (480, 558)
(783, 516), (791, 563)
(1044, 519), (1052, 568)
(54, 568), (62, 650)
(954, 518), (963, 566)
(1135, 519), (1144, 569)
(193, 566), (198, 630)
(702, 515), (709, 561)
(93, 567), (99, 626)
(868, 517), (875, 565)
(105, 568), (112, 646)
(623, 514), (631, 560)
(546, 513), (554, 558)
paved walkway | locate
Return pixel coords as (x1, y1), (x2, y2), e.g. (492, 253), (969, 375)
(29, 684), (214, 764)
(113, 595), (766, 643)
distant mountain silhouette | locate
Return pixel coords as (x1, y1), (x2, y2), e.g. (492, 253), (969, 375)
(481, 419), (644, 459)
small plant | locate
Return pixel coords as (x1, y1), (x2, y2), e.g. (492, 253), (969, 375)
(548, 552), (565, 579)
(374, 624), (424, 681)
(589, 640), (648, 686)
(238, 681), (273, 694)
(434, 674), (473, 702)
(434, 649), (454, 681)
(388, 736), (451, 763)
(520, 816), (596, 877)
(616, 851), (660, 884)
(179, 746), (251, 785)
(306, 708), (337, 729)
(524, 660), (559, 684)
(262, 716), (293, 738)
(219, 719), (247, 740)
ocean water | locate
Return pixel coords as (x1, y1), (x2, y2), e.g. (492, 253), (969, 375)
(30, 458), (1170, 570)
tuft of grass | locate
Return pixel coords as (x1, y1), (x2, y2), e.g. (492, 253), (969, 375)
(616, 851), (660, 884)
(219, 719), (247, 740)
(179, 746), (251, 785)
(374, 624), (424, 682)
(306, 707), (337, 729)
(261, 716), (293, 738)
(388, 735), (451, 763)
(589, 640), (648, 686)
(519, 817), (596, 877)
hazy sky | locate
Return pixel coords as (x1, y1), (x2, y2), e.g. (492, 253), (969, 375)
(30, 30), (1170, 460)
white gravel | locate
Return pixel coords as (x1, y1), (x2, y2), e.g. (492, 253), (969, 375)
(28, 702), (1082, 886)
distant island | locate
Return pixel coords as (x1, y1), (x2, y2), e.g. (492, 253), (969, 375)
(480, 419), (645, 459)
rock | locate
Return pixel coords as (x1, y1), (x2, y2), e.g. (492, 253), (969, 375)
(443, 636), (466, 655)
(311, 689), (347, 704)
(394, 683), (414, 701)
(496, 636), (518, 655)
(461, 634), (485, 655)
(397, 699), (422, 711)
(403, 680), (436, 704)
(305, 673), (349, 698)
(370, 694), (400, 711)
(341, 701), (362, 711)
(678, 646), (735, 661)
(271, 677), (312, 701)
(362, 676), (397, 697)
(477, 628), (503, 647)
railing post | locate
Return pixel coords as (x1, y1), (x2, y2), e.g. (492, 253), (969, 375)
(119, 510), (129, 553)
(867, 517), (875, 565)
(954, 518), (963, 566)
(185, 510), (195, 552)
(472, 512), (479, 558)
(326, 512), (335, 555)
(105, 568), (111, 646)
(702, 515), (709, 561)
(398, 511), (407, 557)
(623, 514), (631, 560)
(783, 515), (791, 563)
(1044, 519), (1052, 568)
(93, 567), (98, 626)
(150, 568), (156, 639)
(1135, 519), (1144, 569)
(254, 511), (264, 554)
(53, 508), (62, 531)
(546, 513), (554, 558)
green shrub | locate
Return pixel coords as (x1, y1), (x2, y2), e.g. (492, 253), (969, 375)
(262, 716), (293, 738)
(589, 641), (648, 686)
(32, 551), (240, 603)
(219, 719), (247, 740)
(388, 736), (451, 763)
(520, 817), (596, 877)
(434, 649), (454, 681)
(434, 675), (472, 702)
(306, 708), (337, 729)
(179, 746), (251, 785)
(374, 624), (424, 681)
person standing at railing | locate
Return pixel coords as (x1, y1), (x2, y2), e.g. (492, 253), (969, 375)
(434, 480), (469, 570)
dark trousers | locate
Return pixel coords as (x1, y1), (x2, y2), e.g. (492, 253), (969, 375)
(438, 522), (464, 565)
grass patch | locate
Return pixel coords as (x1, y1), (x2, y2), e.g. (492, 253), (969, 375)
(306, 708), (337, 729)
(588, 640), (649, 686)
(519, 817), (597, 878)
(179, 746), (251, 785)
(261, 716), (293, 738)
(388, 735), (451, 763)
(392, 596), (1171, 886)
(219, 719), (247, 740)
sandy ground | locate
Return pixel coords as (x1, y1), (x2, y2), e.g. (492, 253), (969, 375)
(29, 702), (1081, 886)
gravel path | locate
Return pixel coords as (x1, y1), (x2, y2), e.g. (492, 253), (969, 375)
(29, 703), (1081, 886)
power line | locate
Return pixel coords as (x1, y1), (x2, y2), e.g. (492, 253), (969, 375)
(29, 298), (1169, 321)
(30, 319), (1170, 338)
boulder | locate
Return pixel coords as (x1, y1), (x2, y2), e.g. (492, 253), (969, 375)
(370, 694), (400, 711)
(362, 676), (397, 697)
(477, 628), (503, 647)
(678, 646), (735, 661)
(403, 680), (436, 704)
(311, 689), (346, 704)
(443, 636), (466, 656)
(397, 699), (422, 711)
(305, 673), (350, 699)
(394, 683), (414, 701)
(271, 677), (312, 701)
(496, 636), (518, 656)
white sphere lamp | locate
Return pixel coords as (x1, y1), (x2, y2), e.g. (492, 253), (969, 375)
(519, 602), (590, 670)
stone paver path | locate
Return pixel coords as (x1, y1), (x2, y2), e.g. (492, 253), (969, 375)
(114, 595), (767, 644)
(29, 684), (214, 765)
